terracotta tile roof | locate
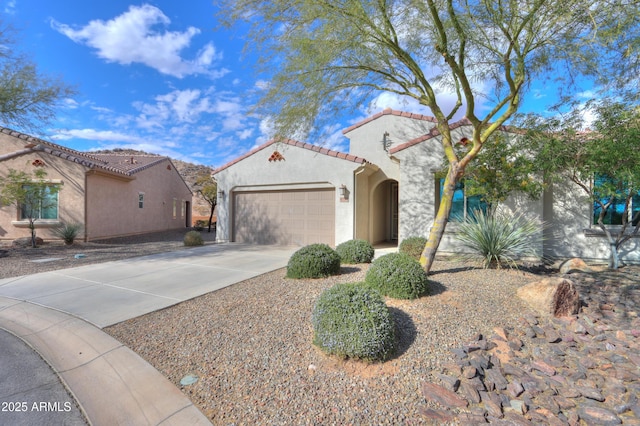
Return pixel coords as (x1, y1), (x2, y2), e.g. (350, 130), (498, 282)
(212, 138), (369, 175)
(0, 127), (170, 177)
(342, 108), (439, 135)
(389, 118), (472, 154)
(388, 118), (520, 154)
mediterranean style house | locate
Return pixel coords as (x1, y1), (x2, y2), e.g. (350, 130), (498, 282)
(0, 127), (192, 242)
(213, 108), (639, 264)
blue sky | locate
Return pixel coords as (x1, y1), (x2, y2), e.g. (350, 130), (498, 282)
(3, 1), (593, 167)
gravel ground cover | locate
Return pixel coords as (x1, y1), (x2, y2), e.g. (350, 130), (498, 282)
(105, 259), (540, 424)
(3, 231), (638, 424)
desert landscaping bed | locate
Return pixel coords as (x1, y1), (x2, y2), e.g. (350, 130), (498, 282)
(2, 232), (639, 424)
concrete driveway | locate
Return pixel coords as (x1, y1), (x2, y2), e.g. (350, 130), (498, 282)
(0, 242), (295, 425)
(0, 243), (295, 328)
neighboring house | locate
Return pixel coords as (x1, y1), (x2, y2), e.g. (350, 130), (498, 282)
(0, 127), (193, 242)
(213, 108), (639, 264)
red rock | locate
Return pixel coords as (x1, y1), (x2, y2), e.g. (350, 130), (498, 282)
(421, 382), (468, 408)
(418, 407), (455, 422)
(517, 277), (581, 317)
(531, 360), (556, 376)
(577, 406), (622, 425)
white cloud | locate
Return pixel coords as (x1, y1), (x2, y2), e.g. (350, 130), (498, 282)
(50, 4), (223, 78)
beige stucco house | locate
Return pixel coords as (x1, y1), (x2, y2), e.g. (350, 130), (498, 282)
(213, 108), (639, 264)
(0, 127), (192, 242)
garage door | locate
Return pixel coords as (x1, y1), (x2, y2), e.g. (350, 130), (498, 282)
(233, 189), (335, 246)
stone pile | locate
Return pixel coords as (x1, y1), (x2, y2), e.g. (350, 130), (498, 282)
(420, 266), (640, 425)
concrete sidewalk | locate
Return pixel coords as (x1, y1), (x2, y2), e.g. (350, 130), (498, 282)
(0, 243), (295, 425)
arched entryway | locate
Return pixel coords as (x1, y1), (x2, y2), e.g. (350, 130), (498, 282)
(370, 179), (398, 244)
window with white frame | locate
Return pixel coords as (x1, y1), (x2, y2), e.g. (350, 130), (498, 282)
(436, 177), (489, 222)
(20, 185), (59, 220)
(592, 174), (640, 226)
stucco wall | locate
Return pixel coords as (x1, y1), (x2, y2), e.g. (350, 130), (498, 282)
(214, 143), (363, 245)
(0, 135), (87, 241)
(544, 180), (640, 264)
(393, 126), (545, 257)
(85, 159), (192, 240)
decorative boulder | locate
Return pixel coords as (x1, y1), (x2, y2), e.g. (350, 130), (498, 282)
(559, 258), (592, 274)
(517, 278), (580, 317)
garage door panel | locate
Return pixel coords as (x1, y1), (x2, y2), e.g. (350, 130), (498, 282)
(233, 189), (335, 246)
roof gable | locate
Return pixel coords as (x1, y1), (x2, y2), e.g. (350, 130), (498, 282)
(213, 138), (369, 175)
(342, 108), (439, 135)
(0, 127), (171, 177)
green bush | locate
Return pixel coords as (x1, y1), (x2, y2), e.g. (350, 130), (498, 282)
(454, 209), (543, 269)
(184, 230), (204, 246)
(335, 239), (375, 264)
(52, 222), (82, 245)
(365, 252), (429, 299)
(312, 282), (395, 362)
(286, 244), (341, 279)
(399, 236), (427, 260)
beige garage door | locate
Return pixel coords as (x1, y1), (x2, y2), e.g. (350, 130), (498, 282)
(233, 189), (335, 246)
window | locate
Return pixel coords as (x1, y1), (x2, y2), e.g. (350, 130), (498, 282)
(138, 193), (144, 209)
(20, 185), (58, 220)
(437, 177), (488, 222)
(593, 175), (640, 226)
(173, 198), (177, 219)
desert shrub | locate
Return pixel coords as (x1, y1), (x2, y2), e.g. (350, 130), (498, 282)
(184, 230), (204, 246)
(399, 236), (427, 260)
(365, 252), (429, 299)
(312, 282), (395, 362)
(286, 244), (341, 279)
(455, 209), (543, 269)
(335, 239), (375, 264)
(52, 222), (82, 245)
(193, 220), (208, 231)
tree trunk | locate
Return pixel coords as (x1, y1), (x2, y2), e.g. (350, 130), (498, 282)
(29, 220), (37, 248)
(207, 203), (216, 233)
(420, 165), (461, 274)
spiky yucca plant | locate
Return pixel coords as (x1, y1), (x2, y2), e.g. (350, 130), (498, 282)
(454, 209), (542, 269)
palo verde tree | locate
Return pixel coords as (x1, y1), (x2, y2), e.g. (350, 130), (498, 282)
(219, 0), (636, 273)
(526, 101), (640, 269)
(0, 168), (60, 248)
(194, 173), (217, 233)
(0, 20), (76, 133)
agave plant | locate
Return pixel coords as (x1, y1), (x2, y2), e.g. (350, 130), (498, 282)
(454, 209), (543, 269)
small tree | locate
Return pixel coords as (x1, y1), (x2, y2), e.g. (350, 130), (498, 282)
(194, 173), (217, 233)
(0, 20), (77, 133)
(0, 168), (60, 248)
(529, 101), (640, 269)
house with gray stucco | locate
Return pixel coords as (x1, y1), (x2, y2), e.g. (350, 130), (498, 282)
(213, 108), (639, 264)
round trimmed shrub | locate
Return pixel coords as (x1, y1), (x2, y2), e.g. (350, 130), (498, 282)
(365, 252), (429, 299)
(312, 282), (395, 362)
(184, 230), (204, 246)
(286, 244), (341, 279)
(335, 239), (375, 264)
(399, 236), (427, 260)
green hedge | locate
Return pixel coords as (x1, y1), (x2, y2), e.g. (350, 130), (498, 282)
(312, 282), (395, 362)
(365, 252), (429, 299)
(335, 239), (375, 264)
(399, 236), (427, 260)
(286, 244), (341, 279)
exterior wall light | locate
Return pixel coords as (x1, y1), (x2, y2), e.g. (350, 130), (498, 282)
(339, 184), (349, 202)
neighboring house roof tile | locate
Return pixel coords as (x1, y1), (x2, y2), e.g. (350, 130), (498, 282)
(0, 127), (171, 177)
(212, 138), (369, 175)
(342, 108), (439, 135)
(389, 118), (473, 154)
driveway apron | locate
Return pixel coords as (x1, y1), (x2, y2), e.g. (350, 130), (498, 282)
(0, 243), (295, 328)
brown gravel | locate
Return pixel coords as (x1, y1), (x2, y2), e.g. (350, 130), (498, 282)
(104, 257), (542, 425)
(4, 232), (638, 424)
